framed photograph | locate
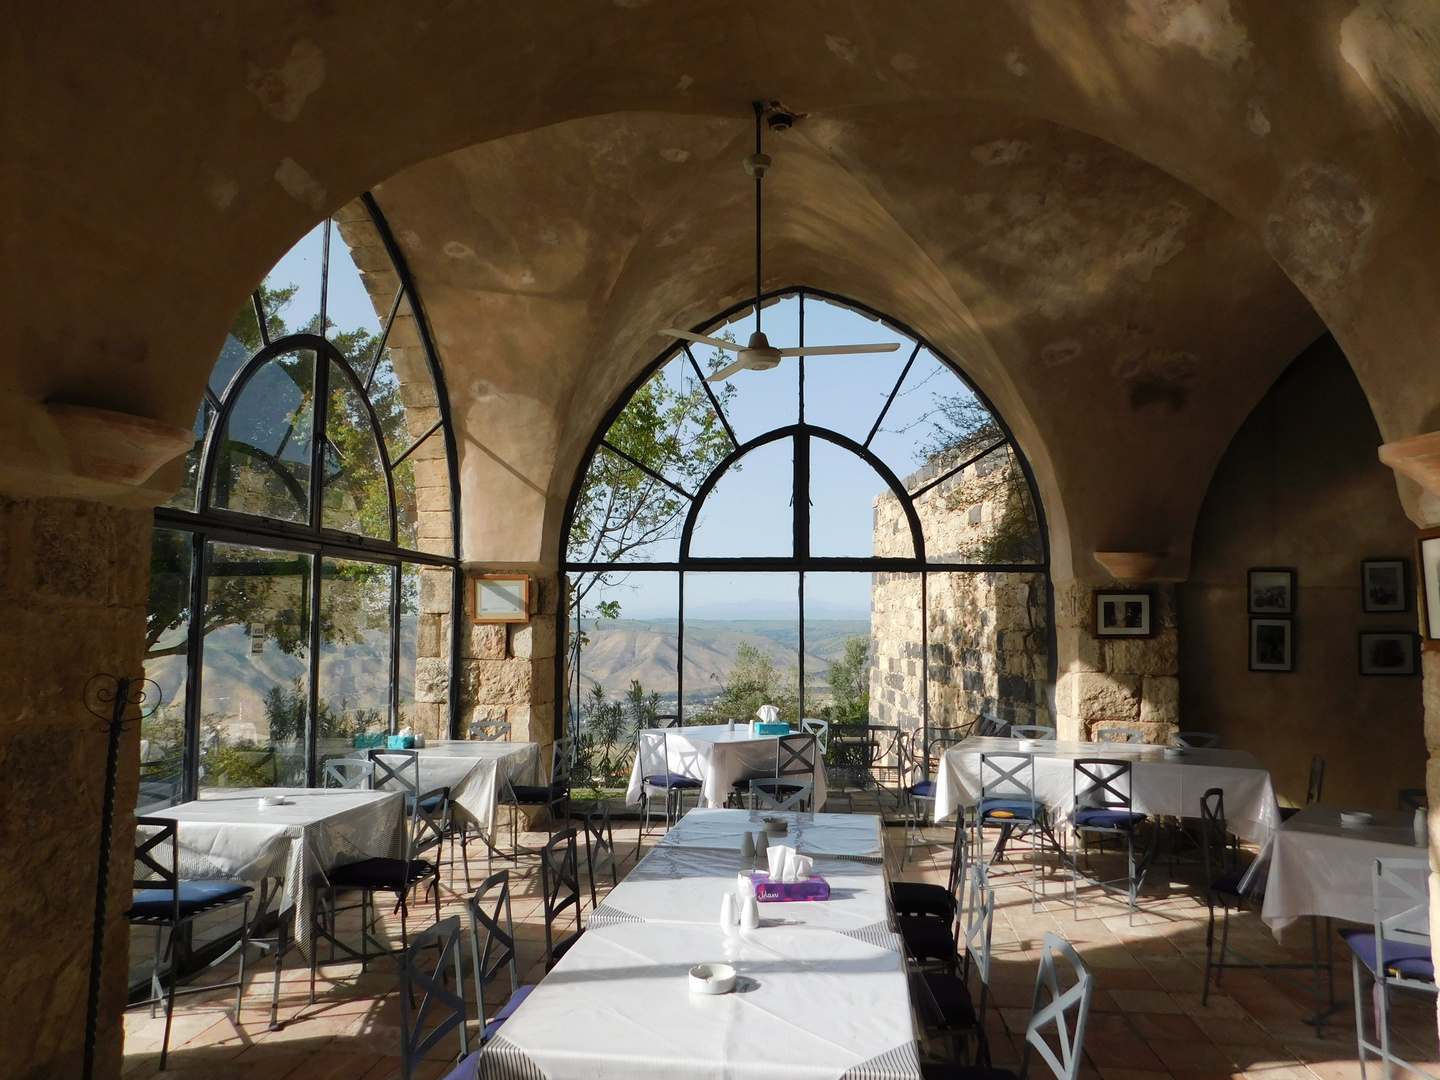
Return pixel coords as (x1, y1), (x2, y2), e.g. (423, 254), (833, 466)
(1249, 618), (1293, 672)
(1361, 559), (1407, 613)
(1247, 568), (1294, 615)
(1094, 591), (1153, 638)
(1359, 631), (1418, 676)
(1418, 528), (1440, 644)
(470, 574), (530, 623)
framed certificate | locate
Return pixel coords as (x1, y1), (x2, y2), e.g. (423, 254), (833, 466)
(471, 574), (530, 623)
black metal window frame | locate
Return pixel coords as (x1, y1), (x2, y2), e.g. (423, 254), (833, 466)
(154, 194), (463, 799)
(559, 286), (1055, 757)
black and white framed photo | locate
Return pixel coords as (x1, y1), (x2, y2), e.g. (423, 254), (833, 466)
(1094, 591), (1153, 638)
(1249, 618), (1293, 672)
(1361, 559), (1407, 613)
(1358, 631), (1418, 676)
(1418, 528), (1440, 644)
(1247, 568), (1294, 615)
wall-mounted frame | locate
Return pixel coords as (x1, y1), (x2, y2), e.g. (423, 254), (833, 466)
(1249, 618), (1293, 672)
(1361, 559), (1407, 613)
(1094, 591), (1153, 638)
(471, 574), (530, 623)
(1247, 568), (1294, 615)
(1417, 528), (1440, 647)
(1359, 631), (1418, 676)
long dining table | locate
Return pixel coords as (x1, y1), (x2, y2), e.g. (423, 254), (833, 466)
(479, 808), (920, 1080)
(624, 725), (830, 811)
(934, 735), (1282, 844)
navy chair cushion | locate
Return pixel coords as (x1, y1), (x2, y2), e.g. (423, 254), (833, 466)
(441, 1050), (482, 1080)
(891, 881), (956, 919)
(645, 774), (703, 789)
(128, 880), (252, 921)
(1341, 929), (1436, 982)
(980, 798), (1037, 821)
(326, 857), (435, 890)
(898, 914), (956, 962)
(482, 983), (536, 1042)
(917, 971), (978, 1030)
(511, 783), (567, 803)
(1074, 809), (1146, 829)
(909, 781), (937, 799)
(920, 1065), (1017, 1080)
(405, 792), (447, 813)
(1210, 868), (1250, 899)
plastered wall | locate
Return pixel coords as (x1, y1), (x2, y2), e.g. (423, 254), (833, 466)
(1179, 336), (1423, 808)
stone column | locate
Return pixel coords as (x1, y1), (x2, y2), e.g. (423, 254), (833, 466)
(0, 497), (152, 1080)
(1053, 579), (1179, 743)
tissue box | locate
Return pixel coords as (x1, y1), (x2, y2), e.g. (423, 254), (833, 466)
(353, 733), (386, 749)
(753, 721), (791, 736)
(385, 734), (415, 750)
(749, 873), (830, 902)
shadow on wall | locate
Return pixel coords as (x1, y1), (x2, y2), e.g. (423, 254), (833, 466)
(1178, 335), (1424, 809)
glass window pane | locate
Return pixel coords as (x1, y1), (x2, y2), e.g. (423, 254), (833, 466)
(166, 398), (211, 513)
(323, 361), (391, 540)
(261, 222), (325, 337)
(209, 329), (252, 398)
(199, 543), (312, 790)
(809, 438), (913, 559)
(803, 572), (875, 774)
(326, 217), (387, 358)
(400, 564), (453, 739)
(141, 529), (193, 808)
(868, 570), (923, 732)
(916, 444), (1044, 564)
(799, 296), (912, 445)
(687, 438), (794, 559)
(682, 572), (799, 725)
(567, 445), (684, 566)
(317, 558), (393, 772)
(210, 350), (315, 523)
(369, 293), (441, 462)
(697, 294), (800, 444)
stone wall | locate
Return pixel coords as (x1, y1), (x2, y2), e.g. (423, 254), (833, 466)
(0, 497), (152, 1080)
(459, 571), (558, 763)
(871, 447), (1050, 734)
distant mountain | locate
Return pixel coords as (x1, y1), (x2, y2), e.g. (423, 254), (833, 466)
(622, 599), (871, 620)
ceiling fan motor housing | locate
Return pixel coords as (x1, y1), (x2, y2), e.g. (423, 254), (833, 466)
(743, 153), (771, 179)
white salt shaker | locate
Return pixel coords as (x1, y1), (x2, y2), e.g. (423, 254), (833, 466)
(1415, 807), (1429, 845)
(755, 831), (769, 858)
(739, 832), (755, 859)
(720, 892), (737, 927)
(740, 895), (761, 929)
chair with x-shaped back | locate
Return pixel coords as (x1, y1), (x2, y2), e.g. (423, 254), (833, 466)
(747, 732), (819, 813)
(541, 828), (584, 970)
(397, 916), (470, 1080)
(466, 870), (535, 1044)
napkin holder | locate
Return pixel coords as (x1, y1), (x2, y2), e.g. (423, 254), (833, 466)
(749, 872), (830, 902)
(386, 733), (416, 749)
(354, 732), (386, 749)
(752, 721), (791, 736)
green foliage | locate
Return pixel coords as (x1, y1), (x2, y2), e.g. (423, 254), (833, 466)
(230, 284), (297, 351)
(821, 636), (871, 723)
(573, 683), (636, 790)
(263, 676), (384, 746)
(692, 642), (799, 726)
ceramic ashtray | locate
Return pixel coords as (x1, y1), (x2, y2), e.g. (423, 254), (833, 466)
(258, 795), (288, 809)
(1339, 812), (1373, 828)
(688, 963), (737, 995)
(761, 817), (789, 836)
(1163, 747), (1187, 760)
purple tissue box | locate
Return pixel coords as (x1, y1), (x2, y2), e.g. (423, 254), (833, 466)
(749, 873), (830, 902)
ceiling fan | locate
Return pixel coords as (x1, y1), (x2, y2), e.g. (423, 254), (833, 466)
(661, 102), (900, 383)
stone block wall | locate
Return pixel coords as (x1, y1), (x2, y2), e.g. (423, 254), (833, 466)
(1053, 580), (1179, 743)
(0, 497), (152, 1080)
(408, 565), (455, 740)
(459, 571), (558, 761)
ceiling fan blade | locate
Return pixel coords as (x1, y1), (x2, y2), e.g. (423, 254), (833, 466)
(660, 328), (741, 353)
(778, 342), (902, 357)
(706, 358), (752, 382)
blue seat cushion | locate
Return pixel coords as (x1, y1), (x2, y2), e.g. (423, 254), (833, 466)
(510, 784), (566, 803)
(1211, 868), (1249, 899)
(405, 793), (446, 813)
(909, 781), (937, 798)
(482, 983), (536, 1042)
(917, 971), (978, 1030)
(980, 798), (1037, 821)
(326, 857), (435, 890)
(891, 881), (956, 919)
(1341, 929), (1436, 982)
(128, 880), (252, 920)
(1074, 809), (1146, 829)
(645, 774), (702, 789)
(898, 914), (956, 962)
(441, 1050), (482, 1080)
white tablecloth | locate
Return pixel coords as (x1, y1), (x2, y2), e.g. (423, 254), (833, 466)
(374, 741), (539, 837)
(624, 726), (829, 811)
(1252, 803), (1427, 932)
(655, 807), (884, 861)
(141, 788), (403, 957)
(934, 736), (1281, 843)
(481, 810), (918, 1080)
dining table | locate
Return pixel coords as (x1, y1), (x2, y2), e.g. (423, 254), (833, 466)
(479, 808), (920, 1080)
(624, 725), (830, 811)
(934, 735), (1282, 843)
(375, 739), (541, 835)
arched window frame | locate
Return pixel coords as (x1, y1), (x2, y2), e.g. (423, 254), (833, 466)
(560, 287), (1052, 756)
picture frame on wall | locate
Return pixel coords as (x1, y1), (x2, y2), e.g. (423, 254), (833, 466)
(1361, 559), (1407, 613)
(1417, 527), (1440, 645)
(470, 573), (530, 623)
(1358, 631), (1418, 676)
(1093, 590), (1153, 638)
(1249, 618), (1293, 672)
(1247, 568), (1294, 615)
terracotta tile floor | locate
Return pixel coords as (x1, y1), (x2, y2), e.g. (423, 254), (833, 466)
(122, 803), (1440, 1080)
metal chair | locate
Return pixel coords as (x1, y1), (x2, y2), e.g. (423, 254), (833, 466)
(747, 732), (820, 813)
(1341, 858), (1437, 1080)
(912, 862), (995, 1066)
(323, 757), (374, 789)
(1069, 759), (1147, 922)
(800, 717), (829, 752)
(127, 818), (253, 1070)
(1010, 725), (1056, 741)
(468, 719), (511, 741)
(504, 736), (574, 854)
(466, 870), (534, 1044)
(1095, 728), (1145, 744)
(1173, 731), (1220, 749)
(397, 915), (470, 1080)
(1399, 788), (1428, 812)
(900, 728), (965, 866)
(973, 713), (1007, 737)
(583, 804), (619, 909)
(894, 807), (969, 925)
(540, 828), (584, 970)
(637, 729), (702, 856)
(977, 752), (1052, 911)
(1280, 753), (1326, 821)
